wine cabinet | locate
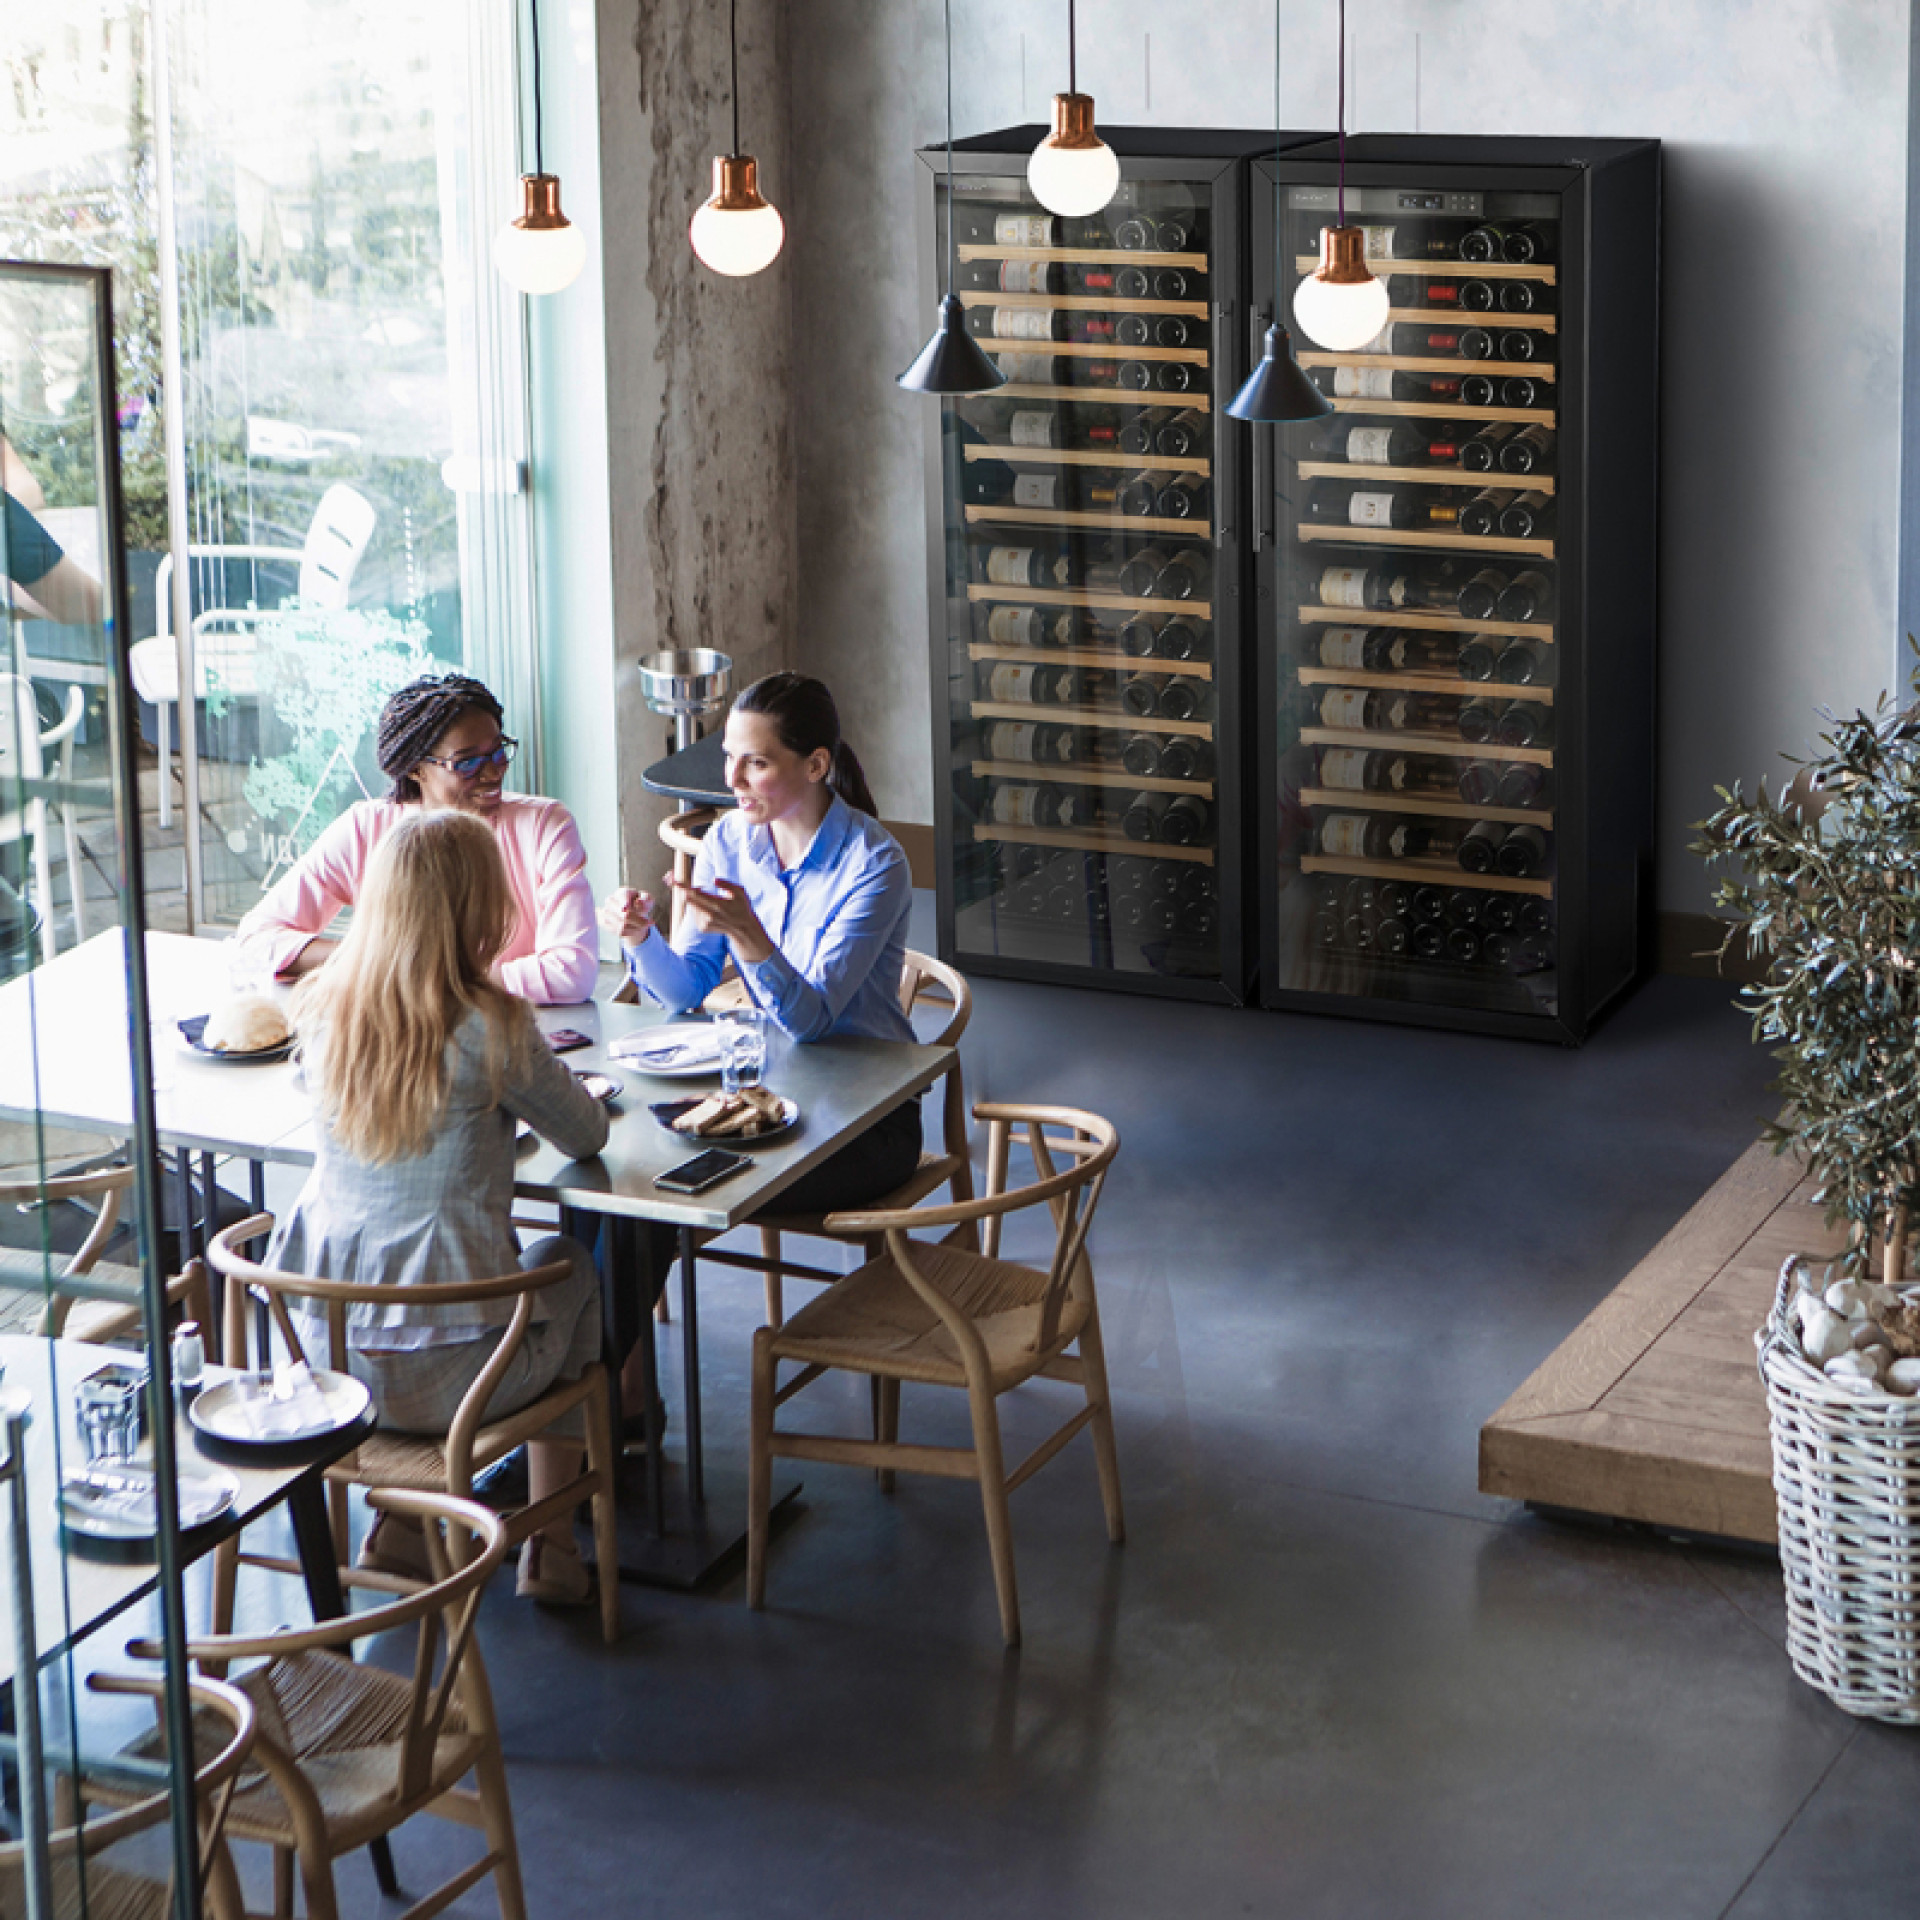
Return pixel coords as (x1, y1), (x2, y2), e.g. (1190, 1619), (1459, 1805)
(1252, 134), (1660, 1042)
(917, 127), (1321, 1005)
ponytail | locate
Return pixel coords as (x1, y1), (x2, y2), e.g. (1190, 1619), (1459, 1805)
(736, 672), (879, 818)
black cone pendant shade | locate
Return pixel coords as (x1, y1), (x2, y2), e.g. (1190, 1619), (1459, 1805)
(1226, 323), (1332, 423)
(898, 294), (1008, 395)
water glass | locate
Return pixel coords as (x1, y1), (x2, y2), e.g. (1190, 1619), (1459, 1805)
(719, 1008), (768, 1094)
(76, 1371), (142, 1466)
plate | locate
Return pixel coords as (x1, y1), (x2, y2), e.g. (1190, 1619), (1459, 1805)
(609, 1022), (725, 1077)
(650, 1093), (799, 1146)
(178, 1013), (295, 1065)
(59, 1462), (237, 1541)
(190, 1368), (372, 1446)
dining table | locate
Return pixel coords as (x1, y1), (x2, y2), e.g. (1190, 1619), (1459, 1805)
(0, 928), (956, 1586)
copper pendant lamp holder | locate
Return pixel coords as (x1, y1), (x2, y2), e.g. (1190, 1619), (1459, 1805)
(513, 173), (572, 231)
(1314, 223), (1373, 286)
(707, 153), (771, 214)
(1047, 91), (1103, 151)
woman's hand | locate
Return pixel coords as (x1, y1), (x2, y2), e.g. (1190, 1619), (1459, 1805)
(671, 876), (775, 965)
(599, 886), (657, 949)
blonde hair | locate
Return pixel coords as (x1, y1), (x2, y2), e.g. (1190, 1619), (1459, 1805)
(293, 809), (527, 1164)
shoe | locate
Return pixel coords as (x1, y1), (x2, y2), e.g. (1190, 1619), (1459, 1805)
(358, 1512), (431, 1582)
(517, 1533), (594, 1608)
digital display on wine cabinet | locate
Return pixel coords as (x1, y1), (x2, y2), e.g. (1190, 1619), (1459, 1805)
(1269, 185), (1565, 1020)
(934, 166), (1232, 994)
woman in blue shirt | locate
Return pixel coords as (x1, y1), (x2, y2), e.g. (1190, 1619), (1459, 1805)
(603, 672), (922, 1213)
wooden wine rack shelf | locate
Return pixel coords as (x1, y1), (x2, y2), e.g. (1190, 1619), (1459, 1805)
(957, 289), (1208, 320)
(973, 759), (1213, 800)
(976, 822), (1214, 867)
(960, 243), (1206, 270)
(965, 504), (1202, 537)
(971, 699), (1211, 740)
(1294, 461), (1555, 496)
(1300, 352), (1556, 383)
(970, 641), (1210, 679)
(1297, 524), (1554, 559)
(1296, 665), (1551, 705)
(1301, 725), (1552, 768)
(1298, 605), (1554, 643)
(1299, 787), (1553, 829)
(1390, 307), (1557, 333)
(991, 385), (1207, 411)
(973, 338), (1207, 366)
(1297, 255), (1557, 286)
(964, 446), (1209, 476)
(972, 584), (1213, 619)
(1328, 397), (1556, 428)
(1301, 853), (1552, 898)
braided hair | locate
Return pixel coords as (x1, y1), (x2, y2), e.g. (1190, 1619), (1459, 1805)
(734, 673), (878, 817)
(376, 674), (506, 802)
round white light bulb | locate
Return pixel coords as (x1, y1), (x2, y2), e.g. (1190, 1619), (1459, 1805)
(1027, 135), (1121, 218)
(689, 196), (785, 277)
(492, 216), (586, 296)
(1292, 268), (1392, 352)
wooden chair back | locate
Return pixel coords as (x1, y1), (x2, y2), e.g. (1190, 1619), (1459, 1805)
(825, 1102), (1119, 1358)
(658, 806), (723, 935)
(0, 1163), (129, 1277)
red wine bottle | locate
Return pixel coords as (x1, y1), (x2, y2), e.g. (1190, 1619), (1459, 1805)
(1497, 425), (1556, 475)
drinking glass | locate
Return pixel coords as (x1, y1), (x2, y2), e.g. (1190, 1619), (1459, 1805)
(76, 1372), (142, 1466)
(719, 1008), (768, 1094)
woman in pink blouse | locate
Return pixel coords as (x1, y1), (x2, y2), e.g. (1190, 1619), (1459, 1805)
(235, 674), (599, 1004)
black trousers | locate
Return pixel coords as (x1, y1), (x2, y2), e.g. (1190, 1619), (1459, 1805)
(765, 1094), (923, 1217)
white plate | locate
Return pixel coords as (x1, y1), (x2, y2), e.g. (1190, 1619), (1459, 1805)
(60, 1462), (237, 1539)
(190, 1369), (372, 1446)
(609, 1022), (726, 1077)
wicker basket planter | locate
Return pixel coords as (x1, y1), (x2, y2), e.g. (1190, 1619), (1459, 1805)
(1759, 1252), (1920, 1723)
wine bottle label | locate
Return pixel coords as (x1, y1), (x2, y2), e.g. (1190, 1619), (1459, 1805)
(987, 723), (1040, 761)
(988, 606), (1043, 647)
(996, 354), (1053, 383)
(1319, 566), (1371, 609)
(988, 664), (1039, 702)
(1009, 410), (1056, 449)
(990, 785), (1047, 826)
(985, 546), (1039, 585)
(1012, 473), (1059, 508)
(998, 261), (1052, 293)
(1356, 322), (1395, 355)
(1319, 689), (1371, 729)
(992, 308), (1058, 341)
(993, 213), (1054, 246)
(1356, 225), (1397, 259)
(1332, 367), (1397, 400)
(1348, 491), (1398, 527)
(1320, 748), (1370, 789)
(1320, 813), (1375, 858)
(1318, 628), (1371, 669)
(1346, 427), (1396, 465)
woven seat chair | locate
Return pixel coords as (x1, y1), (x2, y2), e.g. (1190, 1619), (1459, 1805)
(748, 1101), (1122, 1646)
(118, 1491), (525, 1920)
(699, 950), (975, 1329)
(207, 1214), (620, 1644)
(0, 1164), (213, 1347)
(6, 1671), (255, 1919)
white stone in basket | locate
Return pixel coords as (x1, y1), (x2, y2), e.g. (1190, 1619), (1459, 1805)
(1802, 1306), (1851, 1364)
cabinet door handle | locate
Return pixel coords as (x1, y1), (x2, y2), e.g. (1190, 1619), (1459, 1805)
(1211, 299), (1233, 545)
(1249, 304), (1275, 552)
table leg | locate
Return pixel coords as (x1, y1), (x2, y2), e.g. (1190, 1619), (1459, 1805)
(287, 1474), (400, 1896)
(679, 1227), (703, 1507)
(172, 1151), (196, 1268)
(248, 1162), (270, 1363)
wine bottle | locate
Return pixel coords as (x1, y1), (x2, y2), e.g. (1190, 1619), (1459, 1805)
(1117, 412), (1157, 458)
(1316, 560), (1466, 614)
(1309, 419), (1464, 468)
(1154, 267), (1197, 299)
(978, 543), (1069, 589)
(1154, 408), (1210, 457)
(1457, 279), (1498, 312)
(1114, 313), (1154, 348)
(1153, 315), (1199, 349)
(959, 258), (1068, 296)
(1153, 551), (1212, 601)
(1479, 894), (1518, 934)
(1317, 687), (1461, 734)
(1156, 679), (1212, 723)
(1119, 616), (1159, 658)
(1315, 366), (1467, 405)
(1317, 812), (1436, 861)
(1456, 636), (1503, 682)
(1496, 491), (1553, 539)
(1411, 884), (1449, 923)
(1158, 794), (1212, 845)
(1122, 790), (1171, 840)
(1496, 762), (1548, 809)
(1121, 733), (1162, 777)
(1156, 735), (1215, 781)
(1155, 214), (1205, 252)
(968, 306), (1118, 346)
(1494, 569), (1553, 622)
(1121, 674), (1165, 718)
(1497, 329), (1541, 363)
(1496, 823), (1549, 877)
(1445, 924), (1483, 964)
(1354, 221), (1455, 260)
(1387, 274), (1468, 307)
(1497, 425), (1556, 475)
(1155, 474), (1212, 521)
(1456, 699), (1502, 744)
(1501, 224), (1555, 264)
(1118, 544), (1172, 596)
(1111, 210), (1158, 250)
(1456, 566), (1511, 621)
(1445, 888), (1481, 928)
(1499, 376), (1542, 410)
(985, 605), (1076, 649)
(1494, 704), (1552, 749)
(966, 470), (1087, 513)
(984, 720), (1081, 765)
(1410, 920), (1446, 959)
(1117, 473), (1162, 517)
(1111, 264), (1152, 299)
(1374, 322), (1480, 357)
(1120, 360), (1199, 394)
(952, 207), (1063, 247)
(1458, 487), (1514, 537)
(1155, 617), (1210, 661)
(1517, 897), (1553, 937)
(1456, 819), (1505, 874)
(1455, 761), (1500, 805)
(1493, 638), (1545, 685)
(1458, 223), (1520, 263)
(988, 782), (1070, 828)
(1319, 747), (1460, 797)
(1498, 281), (1552, 314)
(1457, 423), (1519, 472)
(1458, 327), (1500, 361)
(1459, 374), (1498, 407)
(983, 662), (1095, 706)
(992, 351), (1123, 388)
(1315, 627), (1459, 673)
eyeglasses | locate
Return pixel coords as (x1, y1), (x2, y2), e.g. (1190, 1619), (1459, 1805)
(418, 736), (518, 781)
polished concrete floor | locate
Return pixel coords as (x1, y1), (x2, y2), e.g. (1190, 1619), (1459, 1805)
(44, 890), (1920, 1917)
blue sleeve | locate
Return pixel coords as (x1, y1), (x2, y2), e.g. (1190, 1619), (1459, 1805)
(744, 841), (911, 1042)
(623, 827), (732, 1013)
(2, 491), (62, 588)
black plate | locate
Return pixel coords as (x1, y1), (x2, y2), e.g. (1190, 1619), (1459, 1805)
(178, 1013), (295, 1064)
(649, 1094), (798, 1146)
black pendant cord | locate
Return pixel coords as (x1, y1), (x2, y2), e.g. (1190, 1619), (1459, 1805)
(530, 0), (544, 176)
(730, 0), (742, 159)
(943, 0), (957, 296)
(1069, 0), (1077, 94)
(1336, 0), (1347, 227)
(1272, 6), (1283, 307)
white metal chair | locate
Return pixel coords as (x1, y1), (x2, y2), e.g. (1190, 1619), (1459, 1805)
(0, 672), (86, 961)
(127, 483), (376, 827)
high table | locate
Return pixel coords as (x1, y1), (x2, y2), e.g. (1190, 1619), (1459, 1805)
(641, 731), (730, 808)
(0, 931), (954, 1585)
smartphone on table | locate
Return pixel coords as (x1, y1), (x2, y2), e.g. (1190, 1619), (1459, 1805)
(655, 1148), (752, 1194)
(546, 1027), (593, 1054)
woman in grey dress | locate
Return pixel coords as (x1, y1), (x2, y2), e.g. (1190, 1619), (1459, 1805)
(270, 808), (609, 1605)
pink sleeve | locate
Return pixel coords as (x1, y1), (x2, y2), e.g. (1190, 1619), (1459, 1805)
(232, 807), (374, 979)
(498, 803), (600, 1005)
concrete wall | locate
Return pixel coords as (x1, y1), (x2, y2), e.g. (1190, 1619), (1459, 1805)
(783, 0), (1912, 914)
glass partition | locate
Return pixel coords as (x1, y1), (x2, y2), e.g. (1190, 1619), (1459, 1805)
(1, 258), (201, 1913)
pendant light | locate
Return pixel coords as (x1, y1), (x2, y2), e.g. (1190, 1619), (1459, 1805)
(689, 0), (785, 276)
(492, 0), (587, 296)
(1227, 5), (1332, 423)
(1027, 0), (1120, 218)
(898, 0), (1007, 396)
(1291, 0), (1390, 351)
